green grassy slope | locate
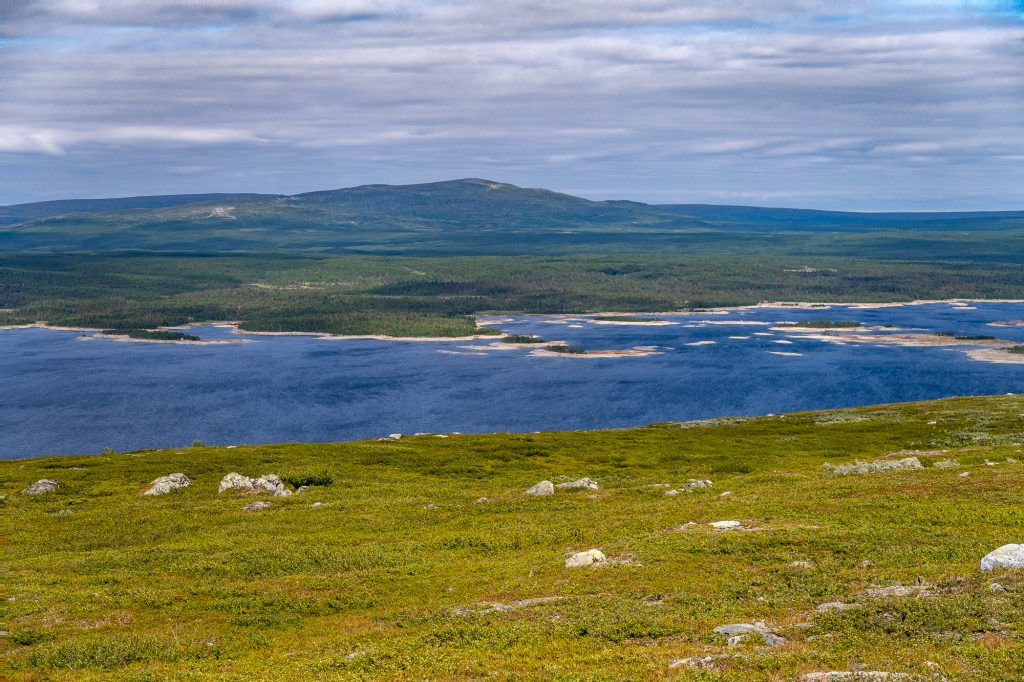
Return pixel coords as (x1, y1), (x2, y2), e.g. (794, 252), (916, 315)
(3, 179), (1023, 255)
(3, 396), (1024, 680)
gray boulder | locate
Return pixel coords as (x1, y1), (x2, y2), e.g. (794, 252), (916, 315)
(253, 474), (292, 497)
(142, 473), (191, 496)
(218, 472), (254, 493)
(713, 621), (785, 647)
(525, 480), (555, 496)
(22, 479), (59, 495)
(219, 472), (291, 496)
(243, 500), (270, 511)
(980, 543), (1024, 571)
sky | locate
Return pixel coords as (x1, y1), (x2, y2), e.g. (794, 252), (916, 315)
(1, 1), (1023, 209)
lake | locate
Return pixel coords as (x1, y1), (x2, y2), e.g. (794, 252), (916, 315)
(4, 301), (1024, 458)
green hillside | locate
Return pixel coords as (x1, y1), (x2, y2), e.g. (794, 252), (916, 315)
(3, 395), (1024, 680)
(3, 179), (1023, 255)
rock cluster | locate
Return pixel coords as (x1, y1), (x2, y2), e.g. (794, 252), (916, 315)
(823, 457), (923, 476)
(243, 500), (271, 511)
(142, 473), (192, 496)
(22, 479), (59, 495)
(218, 472), (292, 496)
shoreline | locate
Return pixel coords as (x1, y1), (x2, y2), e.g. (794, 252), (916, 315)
(3, 297), (1024, 343)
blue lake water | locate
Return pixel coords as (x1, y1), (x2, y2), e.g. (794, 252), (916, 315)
(4, 301), (1024, 458)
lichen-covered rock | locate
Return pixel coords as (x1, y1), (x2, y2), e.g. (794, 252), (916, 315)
(823, 457), (923, 476)
(22, 479), (59, 495)
(525, 480), (555, 496)
(243, 500), (270, 511)
(556, 477), (599, 490)
(565, 549), (606, 567)
(980, 543), (1024, 571)
(253, 474), (291, 497)
(142, 473), (191, 496)
(219, 472), (291, 496)
(713, 621), (785, 647)
(218, 472), (254, 493)
(816, 601), (855, 612)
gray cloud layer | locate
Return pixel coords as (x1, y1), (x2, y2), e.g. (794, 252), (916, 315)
(2, 1), (1023, 208)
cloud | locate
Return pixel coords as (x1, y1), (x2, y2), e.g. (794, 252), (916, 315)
(1, 0), (1023, 208)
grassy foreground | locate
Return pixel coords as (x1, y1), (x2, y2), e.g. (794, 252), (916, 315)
(3, 396), (1024, 680)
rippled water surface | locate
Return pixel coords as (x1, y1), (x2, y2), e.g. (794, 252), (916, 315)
(4, 301), (1024, 458)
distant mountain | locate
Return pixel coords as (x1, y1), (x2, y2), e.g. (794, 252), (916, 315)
(1, 178), (1022, 254)
(0, 193), (268, 226)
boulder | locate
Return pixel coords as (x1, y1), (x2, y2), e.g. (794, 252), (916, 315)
(218, 472), (254, 493)
(219, 472), (291, 496)
(243, 500), (270, 511)
(565, 549), (607, 567)
(142, 473), (191, 496)
(816, 601), (855, 613)
(253, 474), (292, 497)
(555, 477), (599, 490)
(474, 497), (489, 504)
(525, 480), (555, 496)
(22, 479), (59, 495)
(980, 544), (1024, 571)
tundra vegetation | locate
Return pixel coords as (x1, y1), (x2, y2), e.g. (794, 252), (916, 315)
(3, 395), (1024, 680)
(3, 254), (1024, 338)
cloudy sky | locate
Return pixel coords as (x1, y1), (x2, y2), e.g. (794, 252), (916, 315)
(2, 1), (1023, 209)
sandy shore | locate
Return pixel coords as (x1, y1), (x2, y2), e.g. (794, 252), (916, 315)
(84, 333), (250, 346)
(782, 327), (1024, 364)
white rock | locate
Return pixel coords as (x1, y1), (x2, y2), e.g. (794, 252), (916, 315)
(22, 479), (59, 495)
(525, 480), (555, 496)
(218, 472), (254, 493)
(665, 489), (680, 496)
(243, 500), (270, 511)
(710, 520), (742, 530)
(719, 491), (733, 498)
(474, 497), (488, 504)
(790, 560), (814, 570)
(980, 544), (1024, 571)
(565, 549), (607, 567)
(142, 473), (192, 496)
(816, 601), (855, 612)
(555, 477), (599, 490)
